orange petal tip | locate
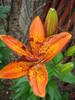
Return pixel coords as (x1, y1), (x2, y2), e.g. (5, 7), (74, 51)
(28, 64), (48, 97)
(39, 32), (72, 63)
(29, 16), (45, 55)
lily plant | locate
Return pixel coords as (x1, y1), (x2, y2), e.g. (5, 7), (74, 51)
(0, 8), (72, 97)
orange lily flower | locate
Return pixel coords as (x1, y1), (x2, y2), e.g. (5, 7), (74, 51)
(0, 16), (72, 97)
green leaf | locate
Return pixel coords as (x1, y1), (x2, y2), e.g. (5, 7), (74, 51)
(44, 8), (58, 36)
(0, 5), (10, 19)
(11, 78), (31, 100)
(47, 80), (62, 100)
(60, 62), (73, 74)
(0, 40), (6, 47)
(65, 46), (75, 56)
(42, 97), (46, 100)
(53, 52), (63, 64)
(46, 61), (54, 80)
(0, 47), (12, 59)
(0, 14), (7, 19)
(28, 93), (39, 100)
(62, 73), (75, 84)
(73, 61), (75, 68)
(0, 54), (3, 58)
(0, 5), (10, 14)
(54, 68), (75, 84)
(56, 62), (74, 74)
(14, 77), (28, 87)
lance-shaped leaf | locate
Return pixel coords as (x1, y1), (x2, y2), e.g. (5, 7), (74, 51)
(29, 16), (45, 55)
(61, 62), (73, 74)
(44, 8), (58, 36)
(0, 61), (32, 79)
(0, 35), (38, 61)
(65, 46), (75, 56)
(28, 64), (48, 97)
(39, 32), (72, 63)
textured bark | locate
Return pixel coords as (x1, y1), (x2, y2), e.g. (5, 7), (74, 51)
(19, 0), (47, 34)
(7, 0), (21, 37)
(6, 0), (48, 38)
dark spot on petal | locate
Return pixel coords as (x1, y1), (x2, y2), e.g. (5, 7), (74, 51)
(22, 46), (26, 50)
(29, 38), (34, 41)
(36, 41), (43, 46)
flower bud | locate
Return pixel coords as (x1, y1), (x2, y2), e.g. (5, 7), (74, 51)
(61, 62), (73, 74)
(44, 8), (58, 36)
(65, 46), (75, 56)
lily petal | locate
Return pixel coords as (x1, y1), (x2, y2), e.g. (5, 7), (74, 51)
(39, 32), (72, 63)
(0, 35), (38, 61)
(29, 16), (45, 55)
(28, 64), (48, 97)
(0, 61), (32, 79)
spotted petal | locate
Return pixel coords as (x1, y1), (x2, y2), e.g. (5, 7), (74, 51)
(0, 61), (32, 79)
(39, 32), (72, 63)
(28, 63), (48, 97)
(29, 16), (45, 55)
(0, 35), (38, 61)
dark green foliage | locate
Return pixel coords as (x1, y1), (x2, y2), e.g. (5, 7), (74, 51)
(46, 52), (75, 100)
(0, 5), (11, 93)
(0, 5), (10, 34)
(47, 80), (62, 100)
(11, 77), (30, 100)
(10, 77), (40, 100)
(0, 40), (12, 68)
(53, 52), (63, 64)
(0, 5), (10, 19)
(62, 92), (69, 100)
(0, 4), (11, 67)
(0, 41), (12, 93)
(46, 60), (54, 80)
